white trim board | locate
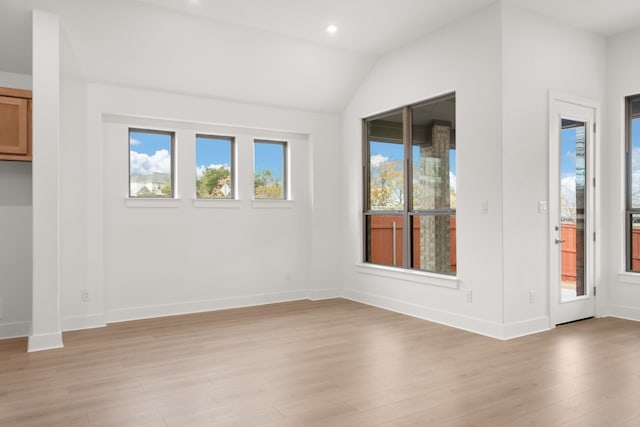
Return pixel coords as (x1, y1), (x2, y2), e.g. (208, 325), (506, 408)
(0, 321), (31, 340)
(106, 290), (311, 324)
(343, 288), (506, 340)
(27, 332), (63, 352)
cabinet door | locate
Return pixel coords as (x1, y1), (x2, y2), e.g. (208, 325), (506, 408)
(0, 95), (29, 156)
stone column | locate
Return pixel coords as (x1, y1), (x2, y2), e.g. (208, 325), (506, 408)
(419, 122), (451, 272)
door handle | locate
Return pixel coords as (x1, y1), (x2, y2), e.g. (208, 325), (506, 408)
(555, 238), (565, 244)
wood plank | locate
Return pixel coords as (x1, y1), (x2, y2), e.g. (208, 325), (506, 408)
(1, 299), (640, 426)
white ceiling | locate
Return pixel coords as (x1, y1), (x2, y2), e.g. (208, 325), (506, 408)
(134, 0), (496, 54)
(2, 0), (640, 112)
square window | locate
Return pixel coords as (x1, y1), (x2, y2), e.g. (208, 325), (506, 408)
(129, 129), (174, 198)
(254, 140), (287, 199)
(196, 135), (234, 199)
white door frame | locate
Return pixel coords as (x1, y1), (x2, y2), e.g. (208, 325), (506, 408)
(548, 91), (601, 327)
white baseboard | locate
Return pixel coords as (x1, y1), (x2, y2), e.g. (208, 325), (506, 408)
(502, 316), (550, 339)
(107, 290), (310, 323)
(0, 321), (31, 340)
(62, 314), (107, 332)
(607, 304), (640, 322)
(343, 288), (505, 340)
(28, 332), (63, 352)
(308, 288), (343, 301)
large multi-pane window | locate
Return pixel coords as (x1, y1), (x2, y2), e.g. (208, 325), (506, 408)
(364, 94), (456, 275)
(254, 140), (287, 199)
(196, 135), (234, 198)
(129, 129), (174, 198)
(626, 96), (640, 271)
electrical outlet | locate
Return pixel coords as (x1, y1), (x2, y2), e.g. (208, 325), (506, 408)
(465, 289), (473, 303)
(529, 290), (536, 304)
(81, 289), (89, 302)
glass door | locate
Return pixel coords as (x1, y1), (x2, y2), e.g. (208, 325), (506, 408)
(549, 95), (596, 326)
(559, 119), (587, 302)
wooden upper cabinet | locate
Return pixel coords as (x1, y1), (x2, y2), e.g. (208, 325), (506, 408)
(0, 87), (32, 162)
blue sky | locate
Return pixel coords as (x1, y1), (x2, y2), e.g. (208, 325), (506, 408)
(196, 136), (232, 170)
(130, 131), (171, 155)
(254, 142), (285, 180)
(129, 131), (172, 175)
(369, 141), (457, 173)
(560, 127), (584, 180)
(633, 119), (640, 170)
(130, 132), (285, 180)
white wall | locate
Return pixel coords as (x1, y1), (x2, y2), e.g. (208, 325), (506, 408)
(57, 83), (342, 328)
(341, 4), (506, 338)
(604, 28), (640, 320)
(341, 3), (609, 339)
(52, 0), (374, 113)
(0, 161), (32, 338)
(29, 9), (63, 351)
(0, 71), (32, 339)
(501, 4), (607, 332)
(59, 78), (89, 330)
(0, 70), (32, 90)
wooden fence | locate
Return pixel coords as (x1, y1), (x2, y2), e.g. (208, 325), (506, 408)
(368, 215), (456, 272)
(632, 226), (640, 271)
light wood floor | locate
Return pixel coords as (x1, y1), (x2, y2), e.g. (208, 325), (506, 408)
(1, 299), (640, 427)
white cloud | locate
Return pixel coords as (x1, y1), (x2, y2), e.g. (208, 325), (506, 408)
(561, 175), (576, 204)
(196, 163), (230, 178)
(130, 138), (142, 146)
(130, 149), (171, 175)
(565, 150), (576, 159)
(632, 147), (640, 172)
(371, 154), (388, 167)
(449, 171), (456, 192)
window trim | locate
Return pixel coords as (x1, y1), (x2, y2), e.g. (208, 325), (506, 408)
(128, 128), (175, 199)
(195, 134), (235, 199)
(253, 139), (288, 200)
(363, 93), (456, 275)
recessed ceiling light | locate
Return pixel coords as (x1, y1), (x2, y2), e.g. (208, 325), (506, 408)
(325, 24), (338, 35)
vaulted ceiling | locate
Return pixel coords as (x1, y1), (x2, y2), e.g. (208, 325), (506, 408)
(2, 0), (640, 112)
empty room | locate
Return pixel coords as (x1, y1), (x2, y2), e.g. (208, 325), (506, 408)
(2, 0), (640, 425)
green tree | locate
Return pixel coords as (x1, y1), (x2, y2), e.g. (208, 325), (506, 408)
(160, 183), (171, 196)
(370, 159), (403, 209)
(254, 169), (283, 199)
(197, 167), (231, 198)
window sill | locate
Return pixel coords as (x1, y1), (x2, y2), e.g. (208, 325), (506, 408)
(125, 198), (181, 208)
(356, 263), (458, 289)
(251, 199), (294, 209)
(617, 272), (640, 285)
(193, 199), (241, 209)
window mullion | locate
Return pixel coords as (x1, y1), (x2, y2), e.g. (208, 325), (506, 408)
(403, 106), (412, 269)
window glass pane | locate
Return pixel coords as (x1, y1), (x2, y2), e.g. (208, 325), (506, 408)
(411, 100), (456, 211)
(129, 129), (173, 198)
(254, 140), (286, 199)
(196, 135), (233, 199)
(631, 100), (640, 209)
(560, 120), (586, 299)
(367, 110), (404, 211)
(366, 215), (404, 267)
(411, 215), (456, 274)
(363, 94), (456, 275)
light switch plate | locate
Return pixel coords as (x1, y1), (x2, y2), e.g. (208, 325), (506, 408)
(538, 201), (548, 214)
